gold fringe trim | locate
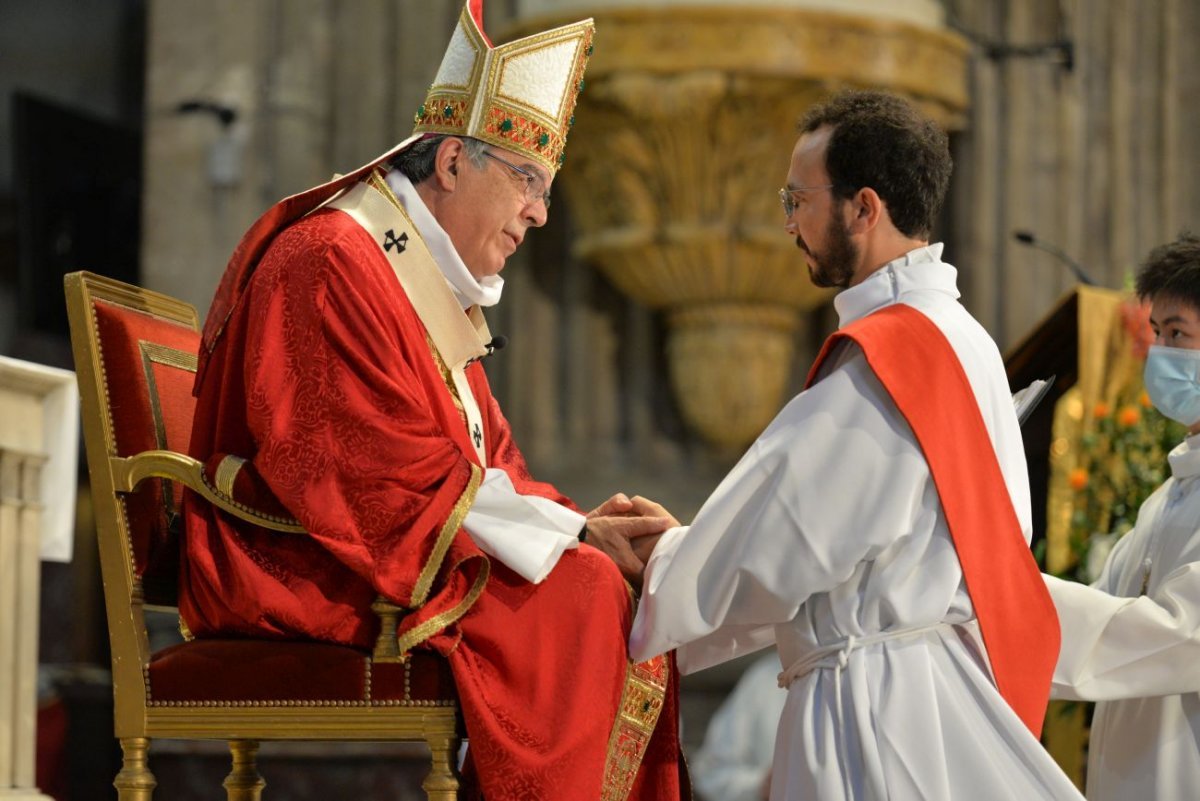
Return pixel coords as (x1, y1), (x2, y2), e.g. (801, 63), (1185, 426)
(410, 463), (482, 608)
(600, 653), (671, 801)
(396, 556), (491, 657)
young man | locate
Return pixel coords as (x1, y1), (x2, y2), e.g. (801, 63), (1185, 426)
(628, 90), (1083, 800)
(182, 3), (682, 798)
(1047, 233), (1200, 801)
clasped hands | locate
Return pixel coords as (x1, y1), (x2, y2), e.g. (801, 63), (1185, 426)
(584, 494), (679, 590)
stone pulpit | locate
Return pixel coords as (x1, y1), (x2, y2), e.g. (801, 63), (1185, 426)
(0, 355), (78, 801)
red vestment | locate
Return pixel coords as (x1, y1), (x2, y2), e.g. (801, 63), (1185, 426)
(183, 203), (683, 799)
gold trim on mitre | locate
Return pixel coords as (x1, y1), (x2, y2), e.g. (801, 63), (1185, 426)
(413, 1), (594, 176)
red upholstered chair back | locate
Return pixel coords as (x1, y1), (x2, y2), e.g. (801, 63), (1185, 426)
(65, 273), (199, 609)
(93, 299), (198, 604)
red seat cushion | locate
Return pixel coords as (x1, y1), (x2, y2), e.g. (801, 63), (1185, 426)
(147, 640), (456, 704)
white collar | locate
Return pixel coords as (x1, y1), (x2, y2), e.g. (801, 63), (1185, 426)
(1169, 432), (1200, 480)
(384, 169), (504, 309)
(833, 243), (958, 327)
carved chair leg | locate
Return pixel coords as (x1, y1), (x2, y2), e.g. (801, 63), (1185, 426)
(224, 739), (266, 801)
(114, 737), (157, 801)
(423, 735), (461, 801)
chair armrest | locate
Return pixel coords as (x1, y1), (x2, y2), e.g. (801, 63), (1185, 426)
(110, 450), (306, 533)
(115, 450), (409, 661)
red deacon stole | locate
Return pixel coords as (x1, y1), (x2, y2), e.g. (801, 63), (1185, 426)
(805, 303), (1059, 737)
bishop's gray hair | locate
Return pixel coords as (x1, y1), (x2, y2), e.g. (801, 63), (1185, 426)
(389, 135), (489, 184)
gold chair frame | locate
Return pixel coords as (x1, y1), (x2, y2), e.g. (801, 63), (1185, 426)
(65, 271), (460, 801)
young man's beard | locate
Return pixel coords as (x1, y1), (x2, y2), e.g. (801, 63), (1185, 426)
(798, 212), (858, 289)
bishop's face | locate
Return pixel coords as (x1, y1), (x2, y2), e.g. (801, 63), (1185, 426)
(784, 128), (859, 290)
(436, 144), (551, 280)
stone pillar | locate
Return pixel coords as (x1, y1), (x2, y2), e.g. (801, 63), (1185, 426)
(507, 1), (969, 449)
(0, 356), (78, 801)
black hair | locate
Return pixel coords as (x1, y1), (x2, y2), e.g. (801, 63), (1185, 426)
(1136, 232), (1200, 311)
(799, 90), (952, 239)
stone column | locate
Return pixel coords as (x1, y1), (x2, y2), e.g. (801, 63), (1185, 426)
(0, 357), (77, 801)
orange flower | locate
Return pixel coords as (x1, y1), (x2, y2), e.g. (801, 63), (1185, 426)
(1139, 391), (1152, 408)
(1118, 406), (1141, 427)
(1068, 467), (1089, 491)
(1093, 401), (1111, 419)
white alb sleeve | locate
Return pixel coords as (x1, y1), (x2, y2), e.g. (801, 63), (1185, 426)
(1046, 563), (1200, 701)
(462, 467), (583, 584)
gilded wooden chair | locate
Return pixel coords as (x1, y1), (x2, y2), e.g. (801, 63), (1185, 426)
(64, 271), (461, 801)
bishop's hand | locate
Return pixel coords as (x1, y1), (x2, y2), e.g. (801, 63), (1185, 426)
(584, 494), (674, 590)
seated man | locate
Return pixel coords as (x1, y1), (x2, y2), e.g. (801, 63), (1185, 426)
(181, 4), (683, 799)
(1046, 233), (1200, 801)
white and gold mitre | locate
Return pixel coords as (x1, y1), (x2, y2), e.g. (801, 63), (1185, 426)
(412, 0), (595, 176)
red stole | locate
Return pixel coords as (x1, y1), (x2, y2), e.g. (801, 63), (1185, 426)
(806, 303), (1059, 737)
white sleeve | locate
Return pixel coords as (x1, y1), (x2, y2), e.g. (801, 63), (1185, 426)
(630, 347), (931, 671)
(462, 468), (583, 584)
(1046, 562), (1200, 701)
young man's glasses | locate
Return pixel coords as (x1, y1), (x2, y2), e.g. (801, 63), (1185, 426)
(483, 150), (552, 209)
(778, 184), (836, 218)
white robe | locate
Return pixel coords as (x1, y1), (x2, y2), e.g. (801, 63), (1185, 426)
(630, 244), (1083, 801)
(1046, 433), (1200, 801)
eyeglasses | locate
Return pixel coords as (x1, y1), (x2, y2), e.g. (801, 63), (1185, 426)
(483, 150), (552, 209)
(778, 184), (835, 217)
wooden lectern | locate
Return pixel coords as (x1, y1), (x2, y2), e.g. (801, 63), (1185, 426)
(0, 355), (79, 801)
(1005, 284), (1130, 572)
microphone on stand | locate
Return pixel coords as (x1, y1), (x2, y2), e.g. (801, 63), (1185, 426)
(1012, 230), (1097, 286)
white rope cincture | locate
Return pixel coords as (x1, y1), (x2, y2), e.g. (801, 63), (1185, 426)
(777, 620), (968, 795)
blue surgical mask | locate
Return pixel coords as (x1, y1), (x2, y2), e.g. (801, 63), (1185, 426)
(1144, 345), (1200, 426)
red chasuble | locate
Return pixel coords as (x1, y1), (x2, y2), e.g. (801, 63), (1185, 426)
(183, 204), (683, 799)
(806, 303), (1060, 738)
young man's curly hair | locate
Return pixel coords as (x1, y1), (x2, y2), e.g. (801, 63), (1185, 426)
(1136, 233), (1200, 310)
(799, 91), (951, 240)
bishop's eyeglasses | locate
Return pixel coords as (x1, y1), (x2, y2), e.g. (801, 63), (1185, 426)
(483, 150), (552, 209)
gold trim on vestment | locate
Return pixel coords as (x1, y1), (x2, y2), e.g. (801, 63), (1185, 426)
(427, 332), (470, 428)
(396, 556), (491, 658)
(600, 653), (671, 801)
(410, 463), (482, 609)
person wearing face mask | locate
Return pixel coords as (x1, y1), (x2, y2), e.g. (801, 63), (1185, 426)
(182, 4), (685, 799)
(1044, 233), (1200, 801)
